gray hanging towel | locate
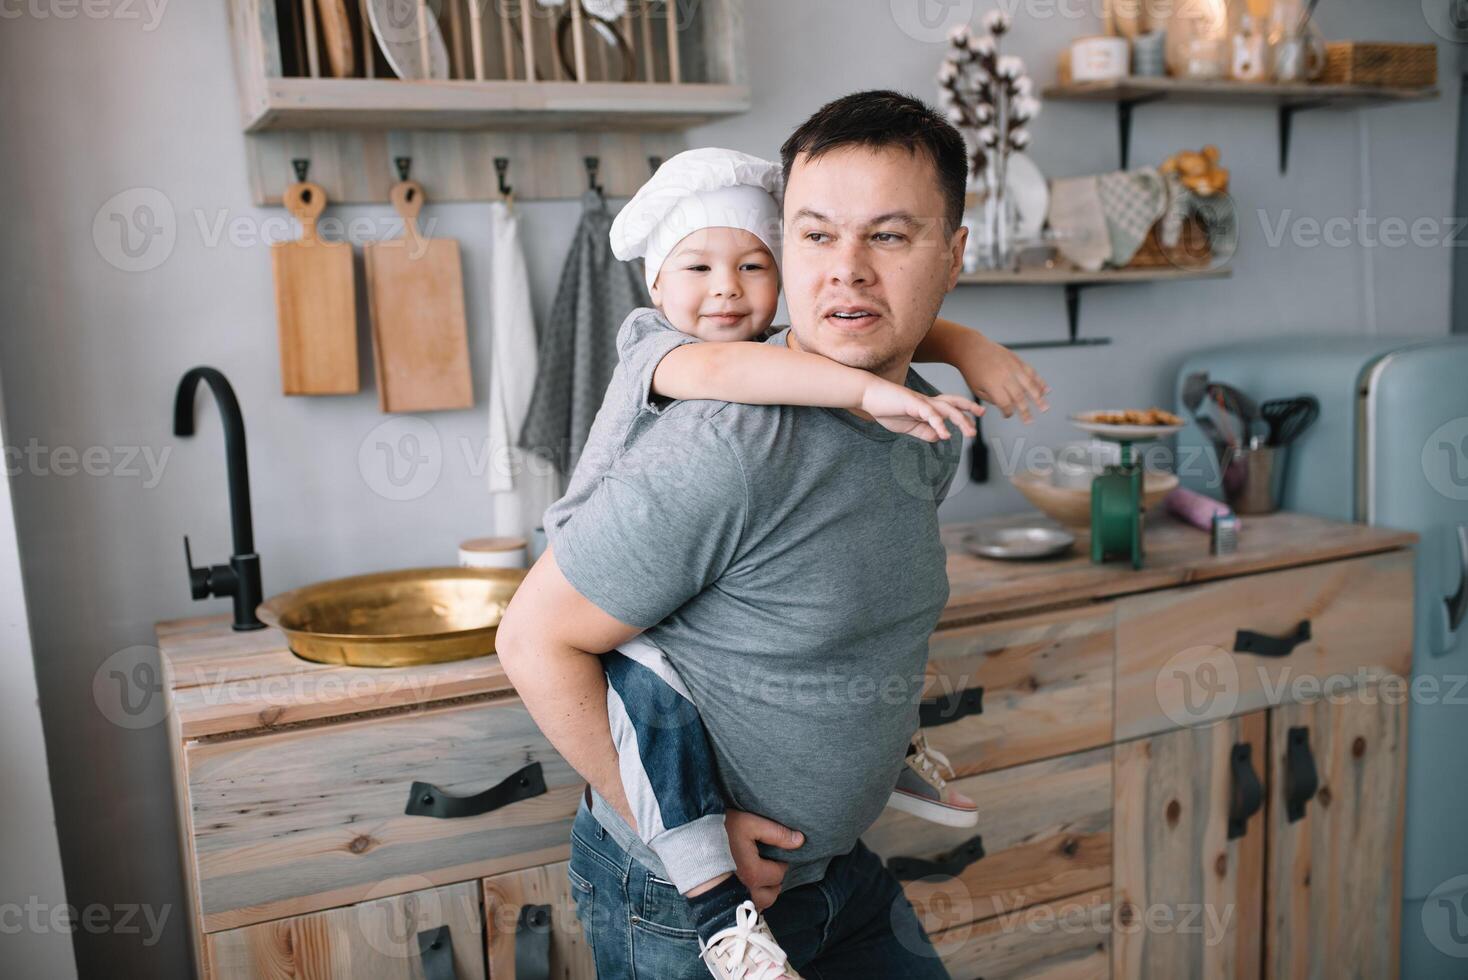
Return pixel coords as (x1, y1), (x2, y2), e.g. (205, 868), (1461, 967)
(519, 190), (652, 475)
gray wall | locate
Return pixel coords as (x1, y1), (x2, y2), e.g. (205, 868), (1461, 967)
(0, 0), (1456, 975)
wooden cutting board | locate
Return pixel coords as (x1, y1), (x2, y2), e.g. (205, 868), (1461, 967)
(270, 180), (359, 395)
(364, 179), (474, 413)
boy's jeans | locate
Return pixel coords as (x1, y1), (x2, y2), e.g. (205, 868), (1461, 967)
(567, 801), (952, 979)
(603, 642), (736, 892)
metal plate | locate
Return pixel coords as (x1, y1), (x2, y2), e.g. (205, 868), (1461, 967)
(257, 566), (525, 667)
(965, 525), (1077, 560)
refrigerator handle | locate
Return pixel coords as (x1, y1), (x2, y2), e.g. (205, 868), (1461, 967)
(1447, 523), (1468, 634)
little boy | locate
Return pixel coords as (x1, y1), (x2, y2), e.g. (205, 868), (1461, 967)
(544, 148), (1043, 980)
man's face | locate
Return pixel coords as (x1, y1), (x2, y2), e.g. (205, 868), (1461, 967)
(781, 145), (966, 383)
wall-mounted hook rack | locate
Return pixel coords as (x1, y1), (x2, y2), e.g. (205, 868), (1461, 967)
(494, 157), (512, 198)
(585, 156), (603, 195)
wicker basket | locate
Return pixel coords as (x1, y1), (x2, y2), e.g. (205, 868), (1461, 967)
(1126, 216), (1212, 270)
(1321, 42), (1436, 88)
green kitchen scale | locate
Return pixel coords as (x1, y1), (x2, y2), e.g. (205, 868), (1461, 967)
(1071, 414), (1185, 570)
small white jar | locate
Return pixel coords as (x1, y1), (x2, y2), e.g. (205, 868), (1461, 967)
(458, 536), (528, 570)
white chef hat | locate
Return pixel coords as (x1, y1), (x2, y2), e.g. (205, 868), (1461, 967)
(609, 147), (784, 292)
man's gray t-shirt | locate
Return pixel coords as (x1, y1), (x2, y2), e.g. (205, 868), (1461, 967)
(548, 322), (961, 890)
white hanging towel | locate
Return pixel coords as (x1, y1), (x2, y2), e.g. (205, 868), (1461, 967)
(487, 201), (540, 494)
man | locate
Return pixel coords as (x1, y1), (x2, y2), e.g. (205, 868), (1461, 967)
(497, 90), (979, 978)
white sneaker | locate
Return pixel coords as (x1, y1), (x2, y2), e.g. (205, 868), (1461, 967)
(887, 730), (980, 828)
(699, 900), (802, 980)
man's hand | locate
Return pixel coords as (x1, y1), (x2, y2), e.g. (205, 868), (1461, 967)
(725, 810), (804, 911)
(957, 333), (1050, 423)
(859, 378), (983, 443)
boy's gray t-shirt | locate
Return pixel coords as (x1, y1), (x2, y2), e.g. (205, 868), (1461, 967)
(547, 320), (961, 890)
(542, 308), (700, 535)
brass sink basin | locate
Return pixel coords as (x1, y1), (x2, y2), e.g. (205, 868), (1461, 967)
(257, 567), (526, 668)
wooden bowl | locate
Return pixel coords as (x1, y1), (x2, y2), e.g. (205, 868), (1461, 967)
(1011, 469), (1179, 527)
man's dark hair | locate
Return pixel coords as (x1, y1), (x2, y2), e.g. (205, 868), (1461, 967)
(780, 89), (968, 237)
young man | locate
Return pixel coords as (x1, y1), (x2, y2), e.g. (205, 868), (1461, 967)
(497, 90), (993, 978)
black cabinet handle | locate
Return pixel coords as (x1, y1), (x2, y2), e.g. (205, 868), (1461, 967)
(1228, 741), (1264, 840)
(887, 835), (985, 881)
(417, 925), (457, 980)
(1234, 619), (1311, 658)
(919, 687), (984, 728)
(405, 762), (546, 819)
(515, 903), (552, 980)
(1284, 726), (1319, 823)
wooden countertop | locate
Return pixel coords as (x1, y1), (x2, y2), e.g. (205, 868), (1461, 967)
(158, 511), (1415, 740)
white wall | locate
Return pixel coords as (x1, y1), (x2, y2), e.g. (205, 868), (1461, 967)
(0, 0), (1457, 974)
(0, 372), (76, 978)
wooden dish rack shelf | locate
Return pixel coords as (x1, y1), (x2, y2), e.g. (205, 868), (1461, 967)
(227, 0), (750, 204)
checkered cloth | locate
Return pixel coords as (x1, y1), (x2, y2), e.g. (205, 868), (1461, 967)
(1096, 167), (1167, 266)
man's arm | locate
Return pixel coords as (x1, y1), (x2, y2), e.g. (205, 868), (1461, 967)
(913, 317), (1052, 422)
(495, 544), (641, 828)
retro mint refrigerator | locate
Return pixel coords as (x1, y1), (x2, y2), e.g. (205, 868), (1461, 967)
(1174, 336), (1468, 978)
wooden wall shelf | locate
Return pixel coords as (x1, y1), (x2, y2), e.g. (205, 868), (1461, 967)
(245, 78), (751, 132)
(226, 0), (749, 202)
(953, 265), (1231, 349)
(1042, 76), (1439, 173)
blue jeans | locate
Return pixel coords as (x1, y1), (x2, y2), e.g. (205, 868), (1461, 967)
(567, 801), (951, 979)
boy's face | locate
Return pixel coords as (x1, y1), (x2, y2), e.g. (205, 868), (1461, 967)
(650, 227), (780, 342)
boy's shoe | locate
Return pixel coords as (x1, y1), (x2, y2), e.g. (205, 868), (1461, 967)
(886, 730), (980, 828)
(699, 900), (802, 980)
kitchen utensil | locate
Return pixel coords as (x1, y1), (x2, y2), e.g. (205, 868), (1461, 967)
(314, 0), (356, 76)
(1164, 485), (1237, 531)
(1070, 414), (1183, 568)
(557, 6), (636, 81)
(367, 0), (450, 80)
(364, 178), (474, 412)
(257, 566), (525, 667)
(1223, 443), (1287, 514)
(1012, 468), (1178, 528)
(1261, 395), (1319, 447)
(965, 524), (1076, 560)
(270, 177), (359, 395)
(1181, 371), (1210, 414)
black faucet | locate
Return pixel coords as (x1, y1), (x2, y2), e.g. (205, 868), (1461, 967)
(173, 367), (264, 630)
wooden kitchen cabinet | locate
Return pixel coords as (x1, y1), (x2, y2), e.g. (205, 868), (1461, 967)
(206, 880), (485, 979)
(483, 862), (597, 980)
(1265, 688), (1408, 979)
(160, 511), (1415, 979)
(1112, 711), (1268, 978)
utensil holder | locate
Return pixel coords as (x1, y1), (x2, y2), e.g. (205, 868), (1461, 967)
(1222, 444), (1287, 514)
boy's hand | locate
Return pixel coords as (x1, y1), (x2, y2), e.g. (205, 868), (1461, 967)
(960, 334), (1051, 422)
(725, 810), (803, 910)
(860, 378), (983, 443)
